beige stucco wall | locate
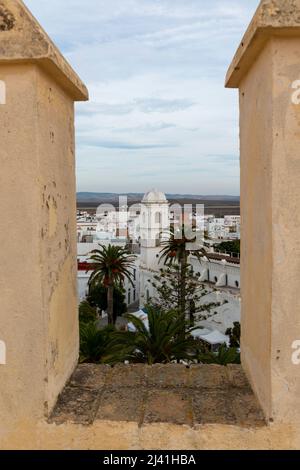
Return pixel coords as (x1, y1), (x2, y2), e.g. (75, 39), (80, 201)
(238, 42), (273, 420)
(0, 64), (46, 430)
(2, 0), (300, 449)
(1, 419), (300, 450)
(238, 36), (300, 423)
(0, 63), (79, 434)
(271, 37), (300, 422)
(226, 0), (300, 424)
(36, 66), (79, 412)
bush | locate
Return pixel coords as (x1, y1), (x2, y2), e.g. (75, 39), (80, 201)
(215, 240), (240, 256)
(78, 304), (241, 366)
(87, 284), (127, 322)
(79, 301), (98, 324)
(226, 322), (241, 348)
(197, 343), (241, 365)
(79, 322), (134, 364)
(123, 307), (197, 364)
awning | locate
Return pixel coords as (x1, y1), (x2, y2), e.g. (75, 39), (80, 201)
(192, 328), (230, 346)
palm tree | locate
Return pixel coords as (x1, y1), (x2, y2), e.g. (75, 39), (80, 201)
(79, 322), (134, 364)
(196, 343), (241, 366)
(159, 225), (206, 316)
(124, 306), (196, 364)
(88, 244), (136, 325)
(79, 322), (114, 363)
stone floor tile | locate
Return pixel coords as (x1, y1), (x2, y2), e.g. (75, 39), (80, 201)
(143, 389), (193, 426)
(96, 386), (146, 424)
(190, 365), (230, 389)
(232, 391), (266, 427)
(192, 389), (237, 425)
(106, 364), (147, 387)
(146, 364), (191, 388)
(226, 365), (253, 391)
(50, 386), (100, 425)
(69, 364), (111, 389)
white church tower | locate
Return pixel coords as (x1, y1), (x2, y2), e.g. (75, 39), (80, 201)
(139, 190), (170, 306)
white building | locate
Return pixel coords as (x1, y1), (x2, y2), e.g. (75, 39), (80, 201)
(77, 222), (98, 243)
(77, 241), (140, 307)
(190, 254), (240, 290)
(204, 215), (240, 240)
(76, 190), (241, 333)
(138, 190), (241, 334)
(139, 190), (170, 306)
(95, 204), (141, 242)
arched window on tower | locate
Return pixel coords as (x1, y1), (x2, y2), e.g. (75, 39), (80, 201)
(155, 212), (162, 224)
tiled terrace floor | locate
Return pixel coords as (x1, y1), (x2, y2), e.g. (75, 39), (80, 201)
(50, 364), (266, 428)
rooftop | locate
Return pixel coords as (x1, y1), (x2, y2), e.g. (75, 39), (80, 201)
(142, 190), (168, 204)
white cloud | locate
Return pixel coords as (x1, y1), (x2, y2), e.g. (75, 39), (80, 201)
(25, 0), (260, 194)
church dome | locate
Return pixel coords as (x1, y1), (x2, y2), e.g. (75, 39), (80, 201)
(142, 189), (168, 204)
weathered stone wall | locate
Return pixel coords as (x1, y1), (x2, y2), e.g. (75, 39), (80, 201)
(271, 36), (300, 422)
(226, 0), (300, 423)
(238, 41), (274, 420)
(1, 419), (300, 451)
(0, 63), (46, 428)
(37, 65), (80, 413)
(0, 365), (300, 450)
(0, 60), (79, 426)
(0, 0), (88, 436)
(2, 0), (300, 450)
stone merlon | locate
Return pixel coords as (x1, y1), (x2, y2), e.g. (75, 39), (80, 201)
(226, 0), (300, 88)
(0, 0), (88, 101)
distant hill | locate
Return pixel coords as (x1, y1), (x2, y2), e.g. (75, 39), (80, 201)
(77, 192), (240, 203)
(77, 193), (240, 217)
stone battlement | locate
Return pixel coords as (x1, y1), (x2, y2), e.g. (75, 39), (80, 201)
(50, 364), (265, 428)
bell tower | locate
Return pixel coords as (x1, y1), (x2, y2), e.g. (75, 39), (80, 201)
(140, 190), (169, 267)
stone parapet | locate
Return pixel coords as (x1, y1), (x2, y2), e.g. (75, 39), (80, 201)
(0, 0), (88, 100)
(50, 364), (265, 428)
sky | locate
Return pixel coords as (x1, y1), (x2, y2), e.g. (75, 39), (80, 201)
(25, 0), (260, 195)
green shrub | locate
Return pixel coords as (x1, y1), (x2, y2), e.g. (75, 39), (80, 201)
(226, 322), (241, 348)
(79, 301), (98, 324)
(124, 306), (196, 364)
(197, 343), (241, 366)
(79, 322), (135, 365)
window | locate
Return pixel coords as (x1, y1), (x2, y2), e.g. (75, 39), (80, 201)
(128, 290), (131, 305)
(235, 280), (240, 288)
(155, 212), (161, 224)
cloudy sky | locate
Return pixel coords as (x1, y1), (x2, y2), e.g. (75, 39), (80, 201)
(26, 0), (259, 195)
